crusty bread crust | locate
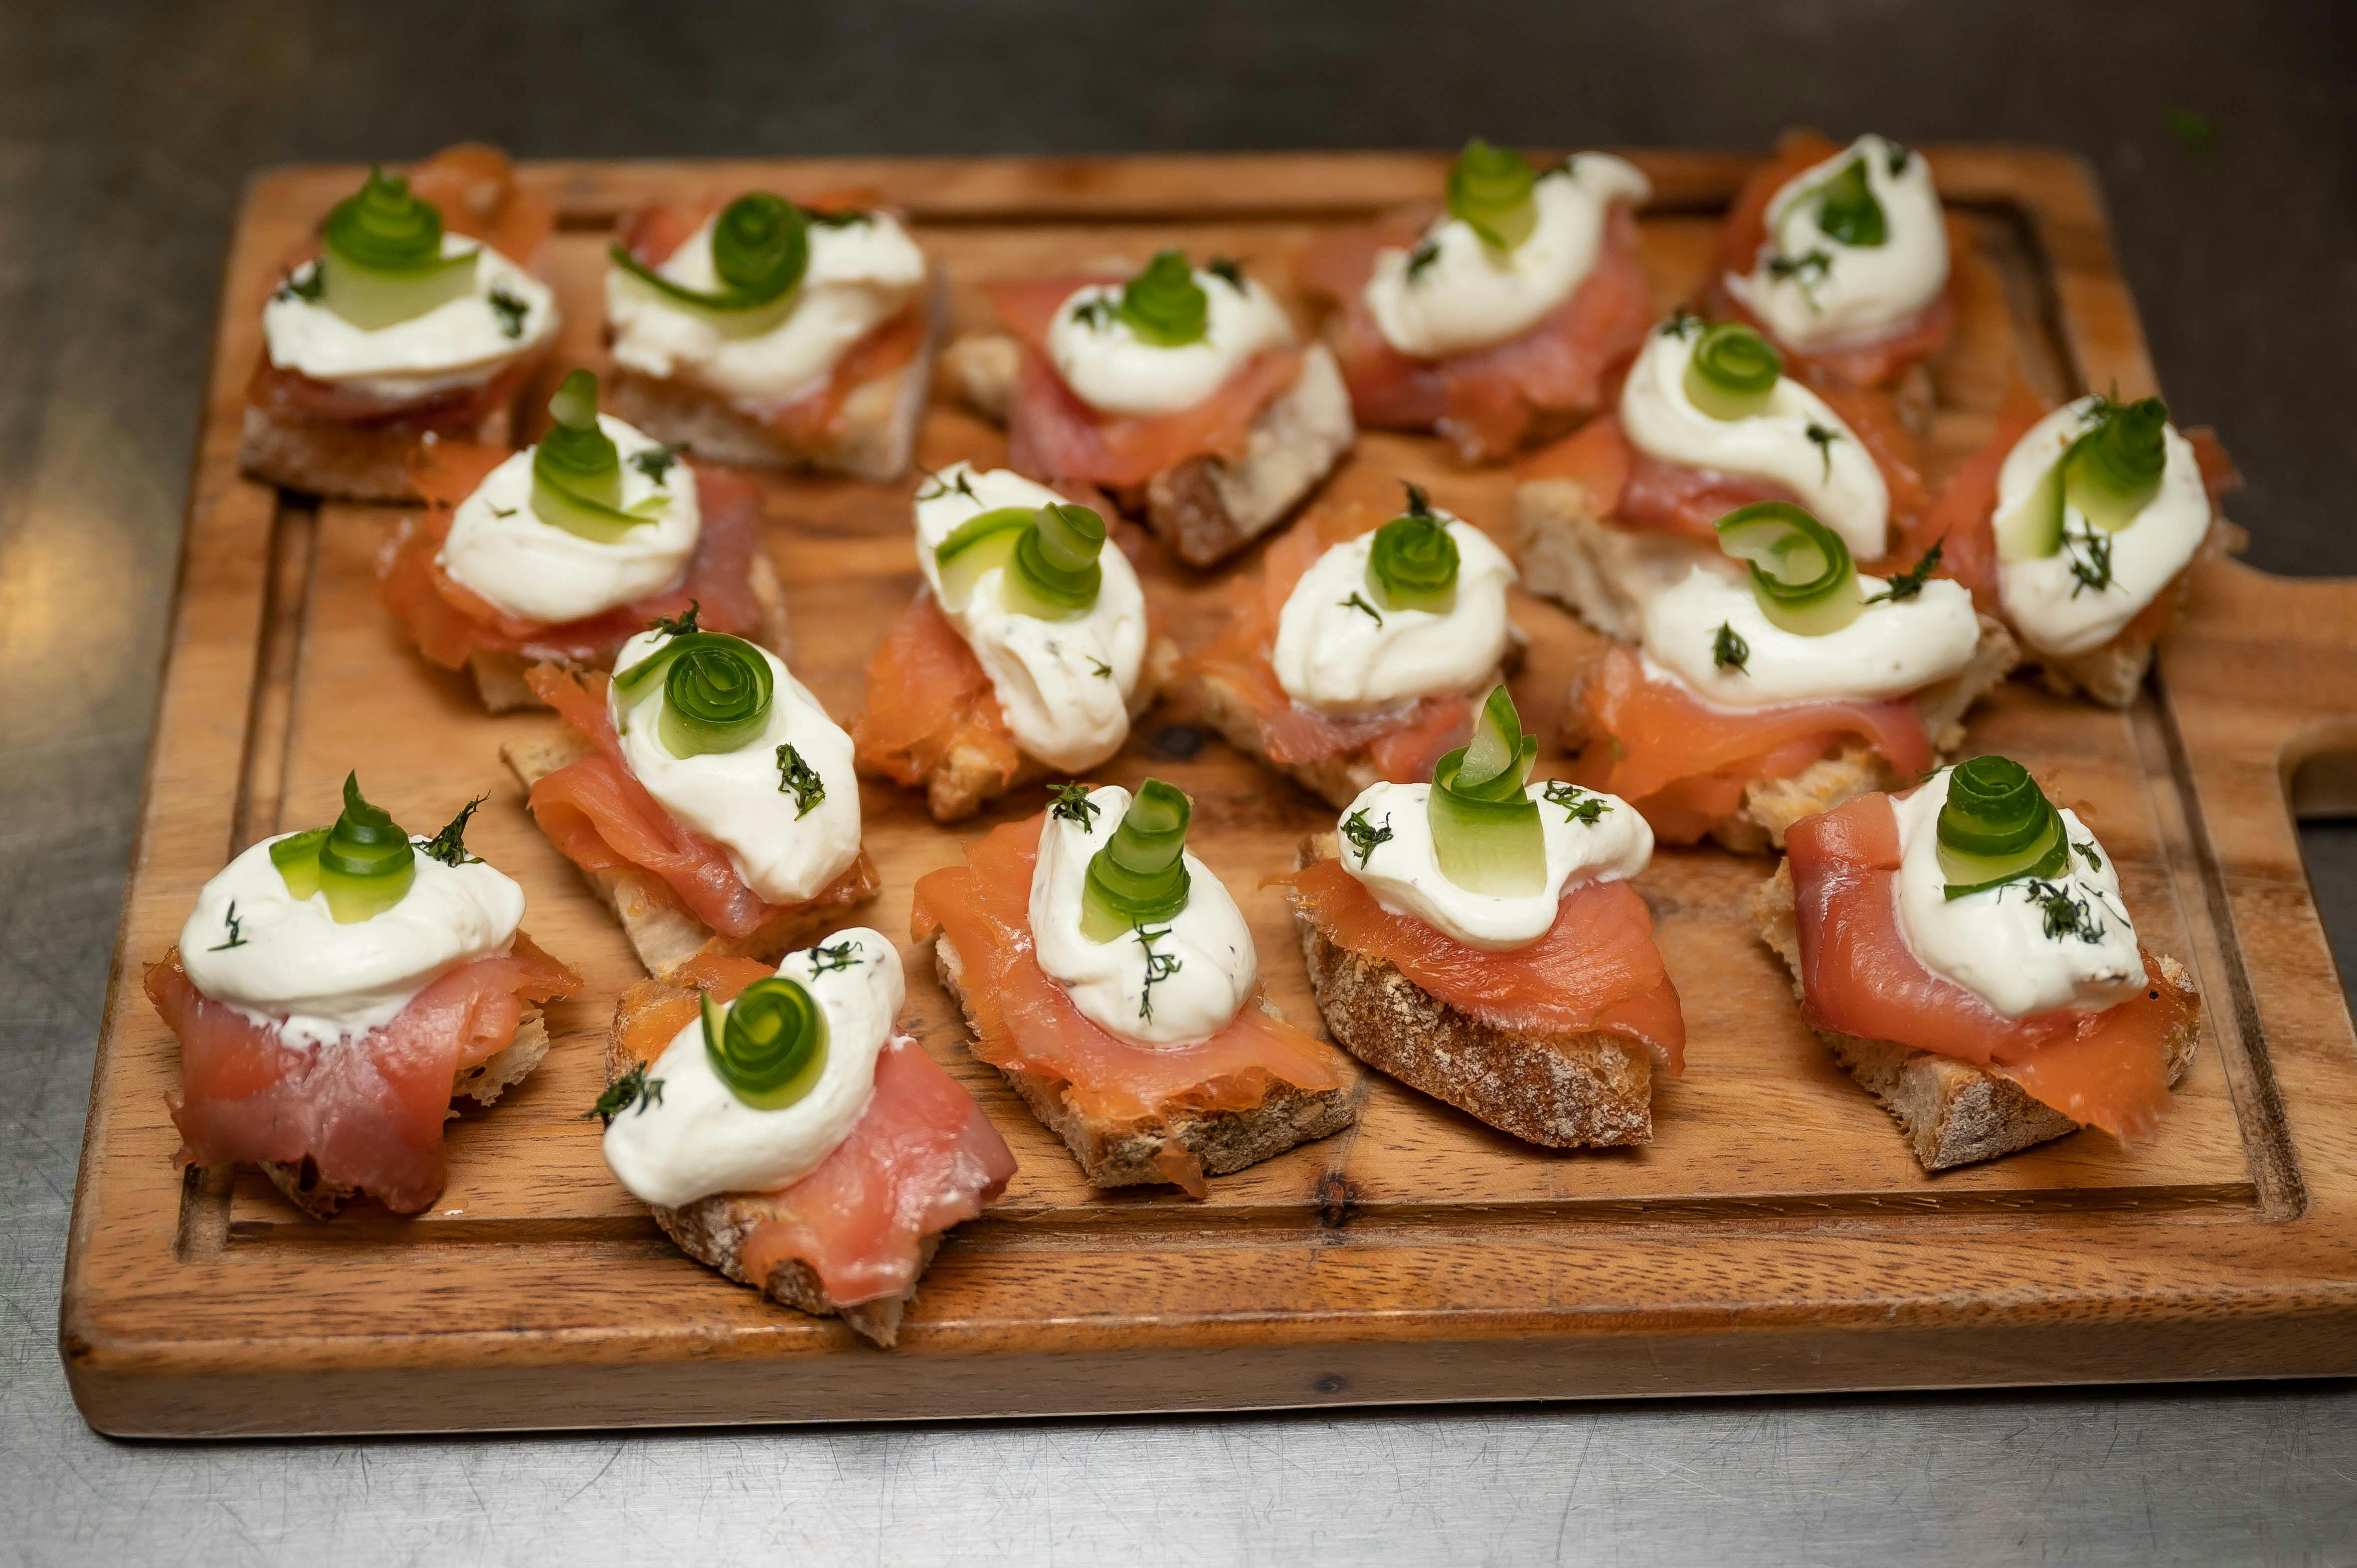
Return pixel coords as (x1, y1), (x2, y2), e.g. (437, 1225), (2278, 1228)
(2027, 514), (2237, 709)
(260, 1006), (553, 1220)
(606, 276), (944, 483)
(912, 635), (1183, 824)
(463, 550), (791, 715)
(603, 976), (929, 1347)
(939, 333), (1355, 567)
(1514, 476), (1722, 644)
(1288, 834), (1654, 1147)
(501, 726), (876, 976)
(1751, 860), (2200, 1170)
(238, 401), (517, 505)
(930, 934), (1356, 1196)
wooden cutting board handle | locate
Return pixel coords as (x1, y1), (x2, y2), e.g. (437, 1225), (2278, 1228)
(2166, 560), (2357, 820)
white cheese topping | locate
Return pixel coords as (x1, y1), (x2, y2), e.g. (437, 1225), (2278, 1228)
(437, 413), (702, 625)
(1334, 778), (1653, 951)
(1619, 320), (1892, 559)
(1640, 564), (1979, 708)
(1028, 786), (1257, 1046)
(912, 463), (1147, 773)
(1363, 155), (1651, 358)
(1994, 397), (2212, 658)
(178, 831), (527, 1049)
(606, 210), (928, 412)
(1725, 134), (1949, 352)
(261, 236), (559, 402)
(606, 629), (861, 905)
(1044, 265), (1296, 417)
(600, 929), (902, 1208)
(1890, 770), (2146, 1019)
(1269, 514), (1519, 715)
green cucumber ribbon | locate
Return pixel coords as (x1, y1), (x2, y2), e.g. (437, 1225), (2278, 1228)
(1811, 157), (1887, 248)
(1366, 486), (1460, 614)
(932, 499), (1105, 620)
(1079, 779), (1194, 942)
(1428, 685), (1545, 896)
(613, 629), (775, 759)
(610, 191), (809, 318)
(1117, 250), (1210, 347)
(701, 976), (829, 1111)
(269, 772), (417, 923)
(531, 370), (671, 544)
(1935, 755), (2071, 898)
(1683, 322), (1784, 421)
(1446, 138), (1540, 251)
(1995, 396), (2170, 562)
(318, 167), (480, 331)
(1714, 501), (1864, 637)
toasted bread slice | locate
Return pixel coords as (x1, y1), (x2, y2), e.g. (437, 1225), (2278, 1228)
(939, 335), (1354, 567)
(911, 636), (1183, 824)
(1560, 615), (2021, 855)
(604, 975), (930, 1346)
(501, 727), (876, 976)
(260, 1007), (553, 1220)
(1288, 834), (1654, 1146)
(1751, 860), (2200, 1170)
(462, 550), (791, 715)
(239, 400), (517, 506)
(606, 278), (944, 483)
(1514, 476), (1722, 644)
(929, 933), (1355, 1196)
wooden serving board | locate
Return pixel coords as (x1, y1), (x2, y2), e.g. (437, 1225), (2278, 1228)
(59, 150), (2357, 1438)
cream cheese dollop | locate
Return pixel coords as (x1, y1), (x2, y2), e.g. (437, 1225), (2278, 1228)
(1044, 264), (1295, 417)
(606, 210), (928, 412)
(1641, 565), (1979, 708)
(600, 929), (902, 1208)
(606, 628), (860, 906)
(1618, 319), (1892, 559)
(1364, 155), (1651, 358)
(177, 830), (527, 1049)
(261, 236), (559, 403)
(437, 412), (702, 625)
(1334, 778), (1652, 951)
(1891, 769), (2145, 1019)
(1028, 786), (1257, 1046)
(913, 463), (1147, 773)
(1270, 514), (1518, 715)
(1994, 397), (2212, 658)
(1724, 134), (1948, 352)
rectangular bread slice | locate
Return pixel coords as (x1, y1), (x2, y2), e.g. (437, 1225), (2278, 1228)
(260, 1007), (551, 1220)
(1289, 834), (1654, 1147)
(1751, 860), (2200, 1170)
(238, 400), (516, 506)
(501, 726), (872, 976)
(465, 549), (791, 714)
(929, 933), (1356, 1196)
(605, 977), (930, 1347)
(607, 277), (944, 483)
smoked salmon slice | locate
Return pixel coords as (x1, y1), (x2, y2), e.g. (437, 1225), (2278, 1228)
(1785, 791), (2197, 1139)
(1300, 204), (1654, 462)
(151, 934), (580, 1215)
(909, 814), (1350, 1125)
(1273, 857), (1685, 1070)
(375, 457), (770, 670)
(1565, 644), (1934, 845)
(524, 665), (880, 940)
(849, 594), (1023, 793)
(1183, 498), (1481, 779)
(984, 275), (1303, 488)
(615, 956), (1015, 1309)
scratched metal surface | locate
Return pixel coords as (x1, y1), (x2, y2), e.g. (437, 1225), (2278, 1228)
(5, 1), (2357, 1564)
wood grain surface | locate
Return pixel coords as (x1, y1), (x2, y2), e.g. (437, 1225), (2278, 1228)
(56, 149), (2357, 1438)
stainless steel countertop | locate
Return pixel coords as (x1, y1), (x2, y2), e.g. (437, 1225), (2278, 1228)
(6, 1), (2355, 1562)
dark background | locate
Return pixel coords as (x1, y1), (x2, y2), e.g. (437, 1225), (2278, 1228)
(4, 2), (2355, 1561)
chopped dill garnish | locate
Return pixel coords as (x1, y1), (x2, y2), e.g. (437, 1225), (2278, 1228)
(488, 285), (529, 340)
(1339, 591), (1384, 627)
(2064, 524), (2115, 597)
(1806, 421), (1843, 482)
(1659, 307), (1703, 340)
(775, 744), (825, 818)
(629, 444), (681, 485)
(419, 796), (487, 867)
(914, 467), (980, 503)
(1207, 256), (1248, 291)
(1048, 782), (1101, 828)
(275, 266), (324, 304)
(809, 937), (864, 974)
(207, 901), (250, 951)
(1069, 294), (1119, 330)
(488, 504), (517, 518)
(808, 208), (874, 227)
(1543, 780), (1610, 825)
(1136, 925), (1182, 1023)
(1885, 141), (1912, 176)
(1712, 621), (1750, 673)
(1866, 537), (1944, 604)
(1087, 656), (1113, 679)
(1341, 808), (1393, 867)
(650, 601), (702, 637)
(2076, 841), (2104, 873)
(586, 1061), (664, 1126)
(2020, 879), (2105, 944)
(1405, 237), (1440, 283)
(1401, 481), (1434, 516)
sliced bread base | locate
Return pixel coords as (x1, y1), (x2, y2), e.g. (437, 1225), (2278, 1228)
(260, 1007), (552, 1220)
(239, 400), (516, 505)
(1289, 835), (1654, 1147)
(915, 636), (1182, 823)
(930, 934), (1355, 1197)
(463, 550), (791, 714)
(1515, 477), (1723, 644)
(501, 728), (875, 976)
(1751, 861), (2200, 1170)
